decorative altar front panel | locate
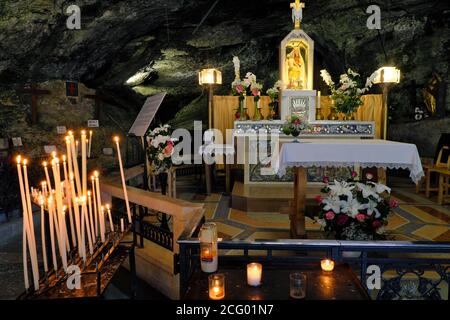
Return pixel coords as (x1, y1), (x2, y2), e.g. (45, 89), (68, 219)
(278, 139), (424, 183)
(213, 94), (383, 141)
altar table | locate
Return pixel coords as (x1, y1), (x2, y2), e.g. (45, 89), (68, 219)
(277, 139), (424, 238)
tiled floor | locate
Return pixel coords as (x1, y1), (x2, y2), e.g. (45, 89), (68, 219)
(177, 176), (450, 242)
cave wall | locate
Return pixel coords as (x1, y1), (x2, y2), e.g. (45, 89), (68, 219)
(0, 0), (449, 154)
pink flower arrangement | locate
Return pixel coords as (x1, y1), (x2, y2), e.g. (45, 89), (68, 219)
(314, 173), (394, 240)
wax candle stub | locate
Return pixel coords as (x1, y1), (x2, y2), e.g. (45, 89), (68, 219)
(247, 263), (262, 287)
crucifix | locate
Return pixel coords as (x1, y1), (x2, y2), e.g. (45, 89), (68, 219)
(290, 0), (305, 29)
(17, 84), (51, 125)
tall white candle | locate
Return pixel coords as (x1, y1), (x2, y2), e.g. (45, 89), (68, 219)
(40, 197), (48, 273)
(65, 136), (73, 186)
(87, 191), (95, 245)
(100, 206), (106, 243)
(120, 218), (124, 233)
(69, 176), (81, 255)
(114, 137), (132, 223)
(91, 176), (98, 238)
(52, 158), (67, 271)
(18, 156), (30, 290)
(81, 130), (87, 197)
(88, 130), (93, 158)
(22, 218), (29, 290)
(106, 204), (114, 232)
(22, 159), (40, 290)
(43, 161), (53, 192)
(42, 181), (47, 197)
(81, 197), (93, 256)
(94, 171), (105, 242)
(54, 159), (69, 254)
(63, 156), (76, 247)
(47, 197), (58, 272)
(69, 132), (82, 197)
(79, 201), (86, 263)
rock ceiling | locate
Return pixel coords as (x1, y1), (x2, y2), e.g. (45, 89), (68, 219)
(0, 0), (449, 124)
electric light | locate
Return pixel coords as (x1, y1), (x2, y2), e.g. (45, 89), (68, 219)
(198, 68), (222, 85)
(373, 66), (401, 84)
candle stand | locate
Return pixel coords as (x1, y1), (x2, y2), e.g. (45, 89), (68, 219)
(17, 224), (136, 300)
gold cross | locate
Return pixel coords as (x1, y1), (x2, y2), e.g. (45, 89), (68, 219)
(290, 0), (305, 29)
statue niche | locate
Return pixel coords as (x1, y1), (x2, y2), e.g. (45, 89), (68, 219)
(285, 42), (307, 89)
(280, 32), (314, 91)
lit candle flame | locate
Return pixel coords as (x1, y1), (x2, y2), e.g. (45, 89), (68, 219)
(16, 155), (21, 164)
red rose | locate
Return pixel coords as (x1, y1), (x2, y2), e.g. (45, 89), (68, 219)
(389, 199), (399, 208)
(294, 119), (300, 125)
(235, 112), (241, 119)
(366, 173), (374, 180)
(351, 171), (358, 178)
(372, 220), (382, 229)
(315, 195), (323, 204)
(336, 215), (349, 226)
(325, 211), (335, 220)
(322, 176), (329, 184)
(356, 213), (366, 222)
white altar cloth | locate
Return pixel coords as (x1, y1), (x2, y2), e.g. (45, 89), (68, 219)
(277, 139), (424, 183)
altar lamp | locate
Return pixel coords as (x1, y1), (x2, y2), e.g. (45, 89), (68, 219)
(198, 68), (222, 129)
(373, 66), (401, 140)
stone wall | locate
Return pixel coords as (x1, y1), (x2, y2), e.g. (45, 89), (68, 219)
(390, 118), (450, 158)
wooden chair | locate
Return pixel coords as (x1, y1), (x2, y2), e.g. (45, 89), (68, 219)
(416, 146), (450, 198)
(437, 168), (450, 205)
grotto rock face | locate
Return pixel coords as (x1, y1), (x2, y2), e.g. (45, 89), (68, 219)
(0, 0), (449, 151)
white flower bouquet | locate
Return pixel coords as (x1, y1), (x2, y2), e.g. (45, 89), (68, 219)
(146, 124), (175, 174)
(320, 68), (379, 116)
(314, 172), (399, 240)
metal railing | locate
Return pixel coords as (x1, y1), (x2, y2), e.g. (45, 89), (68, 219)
(111, 198), (174, 252)
(177, 238), (450, 300)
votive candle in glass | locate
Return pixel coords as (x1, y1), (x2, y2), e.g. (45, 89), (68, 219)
(321, 259), (335, 272)
(247, 263), (262, 287)
(290, 272), (306, 299)
(208, 273), (225, 300)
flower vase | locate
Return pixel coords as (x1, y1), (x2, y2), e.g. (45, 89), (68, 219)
(235, 97), (248, 121)
(291, 130), (301, 143)
(343, 113), (356, 121)
(253, 99), (262, 121)
(268, 99), (278, 120)
(328, 101), (339, 120)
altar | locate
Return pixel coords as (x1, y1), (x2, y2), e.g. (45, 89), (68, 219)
(210, 0), (385, 189)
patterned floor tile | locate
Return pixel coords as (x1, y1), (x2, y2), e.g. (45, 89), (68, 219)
(412, 225), (450, 241)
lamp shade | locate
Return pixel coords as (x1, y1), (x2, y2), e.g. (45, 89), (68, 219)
(199, 68), (222, 85)
(373, 67), (401, 84)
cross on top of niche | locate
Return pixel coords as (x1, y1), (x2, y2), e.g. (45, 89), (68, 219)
(290, 0), (305, 29)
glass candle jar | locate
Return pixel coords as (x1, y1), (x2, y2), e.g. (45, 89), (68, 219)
(199, 222), (218, 273)
(321, 259), (335, 272)
(290, 272), (307, 299)
(208, 273), (225, 300)
(247, 263), (262, 287)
